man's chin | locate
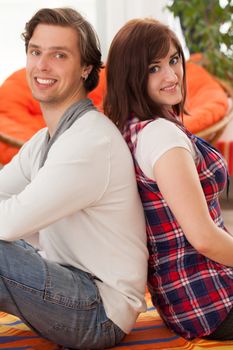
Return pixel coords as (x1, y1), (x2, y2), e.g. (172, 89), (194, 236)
(32, 93), (53, 104)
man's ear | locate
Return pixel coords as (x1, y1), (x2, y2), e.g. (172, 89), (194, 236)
(81, 65), (93, 81)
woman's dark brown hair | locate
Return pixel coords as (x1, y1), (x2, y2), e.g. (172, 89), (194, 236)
(103, 18), (187, 131)
(22, 7), (103, 92)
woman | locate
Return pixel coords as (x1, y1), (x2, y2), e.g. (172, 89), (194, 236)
(104, 18), (233, 340)
(0, 9), (148, 350)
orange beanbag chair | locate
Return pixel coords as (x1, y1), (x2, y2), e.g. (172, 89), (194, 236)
(0, 69), (44, 164)
(184, 61), (229, 134)
(0, 68), (106, 165)
(0, 61), (229, 165)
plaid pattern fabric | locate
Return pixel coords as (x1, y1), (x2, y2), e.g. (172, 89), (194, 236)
(124, 117), (233, 340)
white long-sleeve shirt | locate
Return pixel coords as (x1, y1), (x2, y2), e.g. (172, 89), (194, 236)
(0, 110), (148, 333)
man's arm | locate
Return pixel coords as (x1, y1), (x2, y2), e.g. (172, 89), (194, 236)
(0, 143), (31, 201)
(0, 129), (110, 241)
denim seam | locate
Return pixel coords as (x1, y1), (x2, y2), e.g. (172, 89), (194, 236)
(43, 261), (102, 309)
(1, 275), (43, 296)
(43, 290), (99, 309)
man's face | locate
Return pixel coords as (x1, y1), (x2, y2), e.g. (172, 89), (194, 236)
(26, 24), (88, 109)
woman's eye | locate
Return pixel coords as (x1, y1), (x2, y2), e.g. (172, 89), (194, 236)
(149, 65), (159, 74)
(170, 56), (179, 65)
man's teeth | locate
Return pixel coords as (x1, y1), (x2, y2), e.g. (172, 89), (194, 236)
(37, 78), (55, 85)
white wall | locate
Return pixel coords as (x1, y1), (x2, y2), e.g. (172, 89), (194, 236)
(0, 0), (187, 84)
(98, 0), (172, 58)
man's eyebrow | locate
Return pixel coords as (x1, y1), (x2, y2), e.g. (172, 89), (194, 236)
(28, 43), (72, 53)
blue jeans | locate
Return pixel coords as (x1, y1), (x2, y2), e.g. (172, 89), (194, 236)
(0, 240), (125, 349)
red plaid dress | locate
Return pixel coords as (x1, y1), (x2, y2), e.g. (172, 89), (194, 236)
(124, 117), (233, 339)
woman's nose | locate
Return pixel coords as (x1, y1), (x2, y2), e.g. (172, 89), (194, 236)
(163, 66), (177, 82)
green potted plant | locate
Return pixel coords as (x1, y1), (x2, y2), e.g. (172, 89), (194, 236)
(166, 0), (233, 86)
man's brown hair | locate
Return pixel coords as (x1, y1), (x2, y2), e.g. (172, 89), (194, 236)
(22, 7), (103, 92)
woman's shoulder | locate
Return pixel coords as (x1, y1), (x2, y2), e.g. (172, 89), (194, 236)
(140, 117), (186, 140)
(137, 117), (195, 158)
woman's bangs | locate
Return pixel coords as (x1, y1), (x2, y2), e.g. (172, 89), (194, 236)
(148, 34), (170, 62)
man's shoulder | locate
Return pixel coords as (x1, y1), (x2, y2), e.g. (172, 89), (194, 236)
(72, 110), (123, 140)
(77, 109), (114, 127)
(58, 110), (130, 160)
(21, 127), (47, 149)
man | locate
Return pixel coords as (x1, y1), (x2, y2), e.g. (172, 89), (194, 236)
(0, 8), (148, 349)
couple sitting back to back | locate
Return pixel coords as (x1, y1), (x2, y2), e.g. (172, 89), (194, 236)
(0, 6), (232, 350)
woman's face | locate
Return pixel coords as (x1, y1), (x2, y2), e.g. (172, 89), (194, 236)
(147, 43), (183, 109)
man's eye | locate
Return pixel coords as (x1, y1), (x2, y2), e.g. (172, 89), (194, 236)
(54, 53), (66, 59)
(31, 50), (40, 56)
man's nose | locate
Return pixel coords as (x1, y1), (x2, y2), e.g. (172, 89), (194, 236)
(36, 55), (50, 71)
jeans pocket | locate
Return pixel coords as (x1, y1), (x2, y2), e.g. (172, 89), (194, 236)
(43, 261), (100, 310)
